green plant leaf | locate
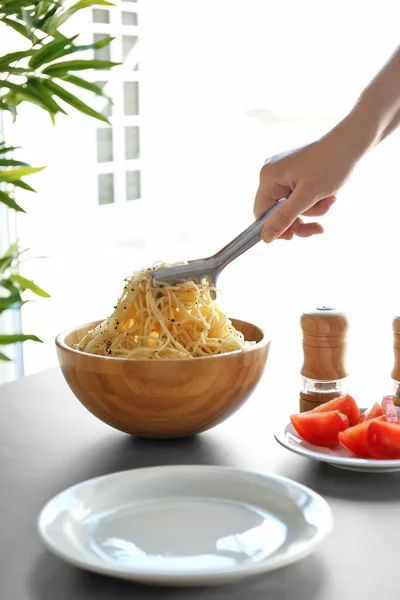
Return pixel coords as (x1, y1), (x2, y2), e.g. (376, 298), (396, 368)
(0, 190), (26, 212)
(0, 50), (33, 68)
(9, 274), (51, 297)
(56, 0), (114, 27)
(25, 79), (67, 114)
(2, 0), (35, 5)
(0, 166), (45, 182)
(20, 7), (34, 30)
(12, 179), (36, 192)
(1, 17), (32, 41)
(35, 1), (60, 20)
(92, 35), (115, 50)
(0, 278), (21, 295)
(5, 66), (30, 75)
(61, 74), (109, 98)
(0, 97), (17, 117)
(55, 35), (116, 59)
(1, 241), (19, 258)
(52, 31), (68, 42)
(41, 2), (114, 35)
(1, 0), (34, 7)
(0, 1), (34, 15)
(44, 80), (110, 123)
(29, 35), (115, 69)
(0, 334), (43, 345)
(0, 255), (16, 272)
(0, 351), (12, 361)
(35, 1), (57, 18)
(28, 35), (80, 69)
(68, 0), (114, 9)
(36, 9), (64, 35)
(42, 59), (120, 76)
(0, 245), (28, 274)
(0, 81), (60, 113)
(0, 297), (26, 313)
(0, 159), (29, 167)
(0, 145), (20, 154)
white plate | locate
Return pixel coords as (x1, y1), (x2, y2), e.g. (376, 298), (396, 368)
(37, 465), (332, 586)
(275, 408), (400, 473)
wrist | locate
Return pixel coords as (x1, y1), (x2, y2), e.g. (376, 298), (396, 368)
(327, 105), (381, 165)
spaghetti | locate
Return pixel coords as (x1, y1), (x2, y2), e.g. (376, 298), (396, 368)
(77, 262), (254, 359)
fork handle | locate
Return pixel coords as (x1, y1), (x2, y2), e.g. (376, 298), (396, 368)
(212, 192), (292, 271)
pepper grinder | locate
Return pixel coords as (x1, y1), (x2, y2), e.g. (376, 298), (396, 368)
(300, 306), (350, 412)
(391, 316), (400, 406)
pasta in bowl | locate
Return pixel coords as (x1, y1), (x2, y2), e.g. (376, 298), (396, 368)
(56, 263), (270, 438)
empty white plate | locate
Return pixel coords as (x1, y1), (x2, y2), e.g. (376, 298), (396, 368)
(275, 409), (400, 473)
(37, 465), (332, 586)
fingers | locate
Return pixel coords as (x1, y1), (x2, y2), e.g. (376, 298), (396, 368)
(302, 194), (336, 217)
(281, 196), (335, 240)
(291, 219), (324, 238)
(276, 218), (324, 241)
(278, 228), (295, 241)
(261, 184), (317, 243)
(253, 181), (291, 219)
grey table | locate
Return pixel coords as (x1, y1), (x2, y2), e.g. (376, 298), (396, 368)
(1, 366), (400, 600)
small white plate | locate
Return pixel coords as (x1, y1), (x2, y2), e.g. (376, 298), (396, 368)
(275, 408), (400, 473)
(37, 465), (332, 586)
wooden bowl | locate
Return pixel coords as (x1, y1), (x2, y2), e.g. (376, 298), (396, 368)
(55, 319), (270, 439)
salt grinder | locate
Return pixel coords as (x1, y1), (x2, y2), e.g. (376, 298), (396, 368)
(300, 306), (350, 413)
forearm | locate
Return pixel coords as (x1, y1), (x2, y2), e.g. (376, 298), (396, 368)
(331, 45), (400, 161)
(380, 106), (400, 142)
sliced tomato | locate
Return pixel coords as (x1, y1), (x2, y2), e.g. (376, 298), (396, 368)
(367, 419), (400, 459)
(338, 415), (386, 458)
(290, 410), (349, 447)
(381, 395), (397, 423)
(358, 402), (384, 424)
(310, 394), (360, 426)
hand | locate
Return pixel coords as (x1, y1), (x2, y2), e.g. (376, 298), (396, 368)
(254, 130), (359, 242)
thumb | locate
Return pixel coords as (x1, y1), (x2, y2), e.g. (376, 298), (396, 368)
(261, 185), (316, 243)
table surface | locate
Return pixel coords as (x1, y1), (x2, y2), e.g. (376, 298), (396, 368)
(1, 364), (400, 600)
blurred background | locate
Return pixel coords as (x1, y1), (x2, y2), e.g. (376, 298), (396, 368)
(1, 0), (400, 400)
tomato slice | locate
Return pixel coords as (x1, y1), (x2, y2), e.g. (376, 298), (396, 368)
(381, 395), (397, 423)
(310, 394), (360, 426)
(290, 410), (349, 447)
(367, 419), (400, 459)
(358, 402), (384, 424)
(338, 415), (386, 458)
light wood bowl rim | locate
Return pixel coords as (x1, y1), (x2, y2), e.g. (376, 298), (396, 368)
(55, 318), (270, 363)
